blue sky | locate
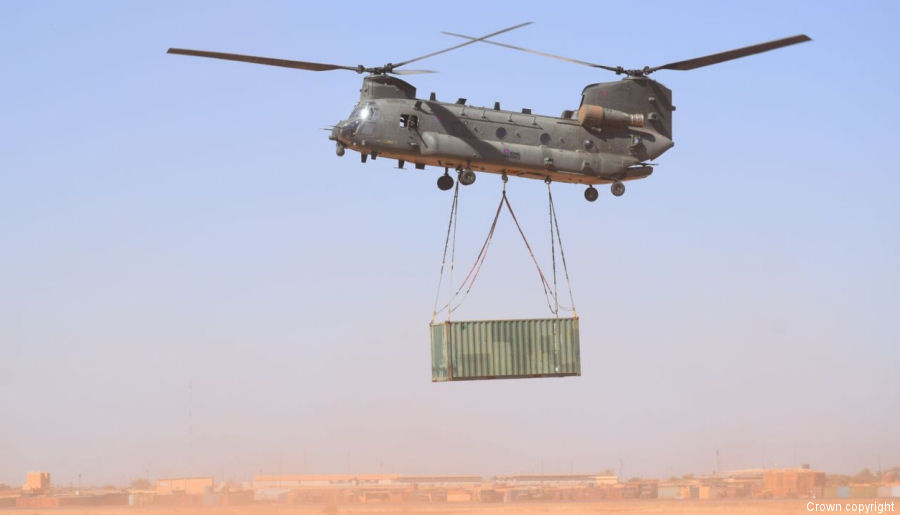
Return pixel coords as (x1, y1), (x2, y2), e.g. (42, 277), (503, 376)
(1, 1), (898, 485)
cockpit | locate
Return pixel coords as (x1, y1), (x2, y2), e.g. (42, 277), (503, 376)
(349, 102), (379, 122)
(336, 101), (380, 142)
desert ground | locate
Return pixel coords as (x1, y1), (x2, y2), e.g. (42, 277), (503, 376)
(3, 499), (892, 515)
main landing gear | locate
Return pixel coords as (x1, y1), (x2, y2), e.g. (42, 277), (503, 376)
(437, 167), (476, 191)
(584, 181), (625, 201)
(437, 169), (454, 191)
(458, 167), (476, 186)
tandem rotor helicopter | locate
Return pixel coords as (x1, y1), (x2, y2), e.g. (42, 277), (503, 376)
(169, 23), (810, 202)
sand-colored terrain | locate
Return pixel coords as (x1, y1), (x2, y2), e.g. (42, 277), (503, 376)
(2, 499), (893, 515)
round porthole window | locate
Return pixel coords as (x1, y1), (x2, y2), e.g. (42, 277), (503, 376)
(540, 133), (551, 145)
(496, 127), (507, 139)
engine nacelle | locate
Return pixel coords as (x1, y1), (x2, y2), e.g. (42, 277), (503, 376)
(577, 104), (644, 129)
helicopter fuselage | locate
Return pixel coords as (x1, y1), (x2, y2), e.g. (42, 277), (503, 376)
(331, 75), (674, 186)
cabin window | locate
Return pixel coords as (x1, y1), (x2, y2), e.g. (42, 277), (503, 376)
(400, 114), (418, 129)
(540, 133), (551, 145)
(496, 127), (507, 139)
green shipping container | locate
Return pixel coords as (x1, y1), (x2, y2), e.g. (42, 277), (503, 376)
(430, 317), (581, 381)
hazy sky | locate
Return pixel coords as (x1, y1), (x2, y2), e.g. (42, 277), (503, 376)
(2, 1), (898, 487)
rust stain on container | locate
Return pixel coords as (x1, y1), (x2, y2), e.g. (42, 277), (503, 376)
(430, 317), (580, 381)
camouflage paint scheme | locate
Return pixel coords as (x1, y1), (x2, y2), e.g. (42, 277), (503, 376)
(331, 74), (670, 186)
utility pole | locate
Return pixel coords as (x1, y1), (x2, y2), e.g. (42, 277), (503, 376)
(188, 379), (194, 477)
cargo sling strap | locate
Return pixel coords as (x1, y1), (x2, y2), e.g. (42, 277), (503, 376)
(431, 177), (577, 322)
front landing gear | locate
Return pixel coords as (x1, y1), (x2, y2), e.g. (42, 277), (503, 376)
(611, 181), (625, 197)
(584, 186), (599, 202)
(437, 172), (454, 191)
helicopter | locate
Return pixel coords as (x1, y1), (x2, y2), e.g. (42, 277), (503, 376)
(168, 24), (809, 202)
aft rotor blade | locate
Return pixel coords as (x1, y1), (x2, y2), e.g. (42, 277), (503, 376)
(393, 21), (532, 68)
(167, 48), (359, 72)
(646, 34), (811, 73)
(441, 31), (621, 73)
(392, 69), (438, 75)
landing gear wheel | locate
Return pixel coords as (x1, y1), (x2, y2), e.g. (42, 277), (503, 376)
(584, 186), (599, 202)
(437, 174), (454, 191)
(458, 169), (476, 186)
(611, 181), (625, 197)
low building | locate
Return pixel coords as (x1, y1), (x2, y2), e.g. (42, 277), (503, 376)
(395, 475), (482, 487)
(252, 474), (401, 503)
(156, 477), (214, 495)
(493, 474), (618, 487)
(763, 467), (825, 498)
(253, 474), (399, 490)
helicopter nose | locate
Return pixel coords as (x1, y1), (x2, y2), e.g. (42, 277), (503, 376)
(331, 122), (353, 144)
(337, 121), (359, 142)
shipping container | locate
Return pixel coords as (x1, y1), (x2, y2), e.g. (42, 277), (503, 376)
(638, 482), (659, 499)
(699, 485), (722, 499)
(430, 317), (580, 381)
(850, 485), (878, 498)
(658, 486), (683, 499)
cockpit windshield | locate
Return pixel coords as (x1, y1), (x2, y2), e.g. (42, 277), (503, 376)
(349, 102), (378, 122)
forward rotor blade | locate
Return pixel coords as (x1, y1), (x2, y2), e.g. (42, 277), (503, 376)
(441, 31), (621, 73)
(647, 34), (811, 73)
(392, 69), (438, 75)
(167, 48), (359, 72)
(393, 21), (532, 68)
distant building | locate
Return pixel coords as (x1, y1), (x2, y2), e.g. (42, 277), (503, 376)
(493, 474), (619, 487)
(395, 475), (483, 487)
(156, 477), (213, 495)
(252, 474), (400, 502)
(253, 474), (399, 489)
(23, 472), (50, 494)
(763, 467), (825, 498)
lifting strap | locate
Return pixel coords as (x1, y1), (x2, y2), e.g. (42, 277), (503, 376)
(547, 182), (577, 318)
(431, 178), (577, 322)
